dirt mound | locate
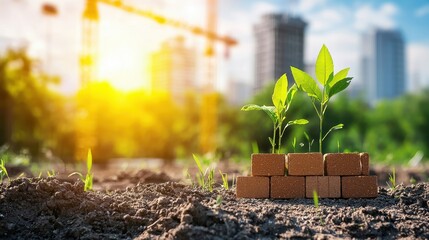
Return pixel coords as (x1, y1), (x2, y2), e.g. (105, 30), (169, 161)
(0, 177), (428, 239)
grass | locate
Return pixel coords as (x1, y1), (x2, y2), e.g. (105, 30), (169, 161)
(192, 154), (215, 192)
(387, 167), (397, 190)
(69, 149), (93, 191)
(0, 158), (10, 182)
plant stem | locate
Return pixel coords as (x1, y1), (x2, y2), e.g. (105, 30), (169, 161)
(272, 124), (276, 153)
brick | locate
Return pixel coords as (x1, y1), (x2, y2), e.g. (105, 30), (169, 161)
(318, 176), (329, 198)
(324, 153), (361, 176)
(328, 176), (341, 198)
(251, 153), (285, 176)
(287, 153), (323, 176)
(360, 152), (370, 175)
(305, 176), (318, 198)
(306, 176), (340, 198)
(236, 176), (270, 198)
(271, 176), (305, 199)
(342, 176), (378, 198)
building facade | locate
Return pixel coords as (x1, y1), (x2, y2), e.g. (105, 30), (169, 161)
(150, 36), (197, 99)
(254, 13), (306, 92)
(361, 29), (406, 104)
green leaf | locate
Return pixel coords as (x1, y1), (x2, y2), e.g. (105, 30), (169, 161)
(287, 119), (309, 125)
(323, 73), (334, 104)
(315, 44), (334, 85)
(272, 74), (288, 110)
(192, 154), (203, 174)
(304, 132), (310, 142)
(241, 104), (278, 123)
(331, 67), (350, 87)
(331, 123), (344, 130)
(290, 67), (322, 101)
(87, 149), (92, 173)
(329, 77), (352, 98)
(285, 84), (298, 112)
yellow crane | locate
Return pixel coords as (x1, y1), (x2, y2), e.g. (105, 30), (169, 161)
(79, 0), (236, 157)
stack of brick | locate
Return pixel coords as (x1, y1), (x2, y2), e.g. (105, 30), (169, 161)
(236, 152), (377, 199)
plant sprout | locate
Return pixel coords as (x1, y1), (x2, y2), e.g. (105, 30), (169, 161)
(192, 154), (215, 192)
(0, 158), (10, 182)
(69, 149), (93, 191)
(387, 167), (397, 190)
(304, 132), (314, 152)
(219, 170), (229, 190)
(291, 45), (352, 152)
(242, 74), (308, 153)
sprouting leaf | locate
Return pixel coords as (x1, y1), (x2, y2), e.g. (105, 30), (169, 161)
(331, 67), (350, 87)
(285, 84), (298, 111)
(304, 132), (310, 142)
(323, 73), (334, 104)
(87, 149), (92, 173)
(291, 67), (322, 101)
(331, 123), (344, 130)
(241, 104), (278, 123)
(272, 74), (288, 110)
(328, 77), (352, 98)
(192, 154), (203, 174)
(313, 190), (319, 208)
(315, 44), (334, 85)
(287, 119), (309, 125)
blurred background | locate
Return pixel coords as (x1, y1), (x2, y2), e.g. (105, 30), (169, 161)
(1, 0), (429, 183)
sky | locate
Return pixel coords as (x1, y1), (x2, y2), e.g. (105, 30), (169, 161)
(0, 0), (428, 94)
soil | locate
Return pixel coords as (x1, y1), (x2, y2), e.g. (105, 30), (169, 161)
(1, 175), (428, 239)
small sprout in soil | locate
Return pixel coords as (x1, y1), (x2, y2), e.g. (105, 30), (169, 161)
(291, 44), (352, 153)
(0, 158), (10, 182)
(242, 74), (308, 153)
(192, 154), (215, 192)
(410, 177), (416, 185)
(219, 170), (229, 190)
(215, 194), (223, 207)
(304, 132), (314, 152)
(46, 170), (56, 177)
(387, 167), (397, 190)
(69, 149), (93, 191)
(313, 190), (319, 209)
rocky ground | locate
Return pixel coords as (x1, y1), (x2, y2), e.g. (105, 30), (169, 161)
(0, 174), (428, 239)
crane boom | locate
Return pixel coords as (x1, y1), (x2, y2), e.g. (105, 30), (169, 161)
(98, 0), (237, 47)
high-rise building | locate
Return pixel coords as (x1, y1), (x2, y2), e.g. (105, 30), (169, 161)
(361, 29), (406, 104)
(150, 36), (197, 99)
(254, 13), (306, 92)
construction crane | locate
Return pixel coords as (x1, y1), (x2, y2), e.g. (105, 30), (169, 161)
(79, 0), (236, 156)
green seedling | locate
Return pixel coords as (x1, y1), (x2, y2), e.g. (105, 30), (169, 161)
(46, 170), (56, 177)
(219, 170), (229, 190)
(313, 190), (325, 225)
(251, 141), (260, 154)
(0, 158), (10, 182)
(242, 74), (308, 153)
(291, 45), (351, 152)
(69, 149), (93, 191)
(387, 167), (396, 190)
(410, 177), (416, 185)
(292, 137), (297, 153)
(192, 154), (215, 192)
(304, 132), (314, 152)
(215, 194), (223, 207)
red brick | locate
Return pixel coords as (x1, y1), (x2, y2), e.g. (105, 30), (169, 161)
(324, 153), (361, 176)
(236, 176), (270, 198)
(251, 153), (285, 176)
(287, 153), (323, 176)
(342, 176), (378, 198)
(305, 176), (318, 198)
(360, 152), (370, 175)
(271, 176), (305, 199)
(328, 176), (341, 198)
(306, 176), (340, 198)
(318, 176), (329, 198)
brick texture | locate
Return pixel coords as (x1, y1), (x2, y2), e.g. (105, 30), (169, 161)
(342, 176), (378, 198)
(271, 176), (305, 199)
(360, 152), (370, 175)
(236, 176), (270, 198)
(287, 153), (323, 176)
(251, 153), (285, 176)
(324, 153), (361, 176)
(306, 176), (341, 198)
